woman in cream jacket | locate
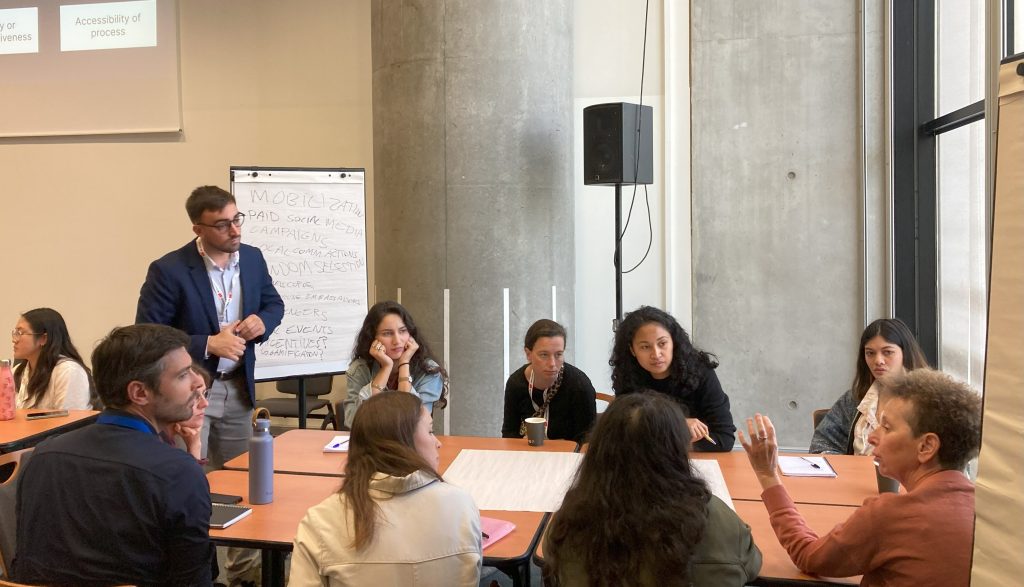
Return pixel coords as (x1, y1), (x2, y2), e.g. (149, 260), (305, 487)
(290, 391), (481, 586)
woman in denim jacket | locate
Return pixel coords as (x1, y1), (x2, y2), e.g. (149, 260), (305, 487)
(344, 301), (448, 428)
(810, 318), (928, 454)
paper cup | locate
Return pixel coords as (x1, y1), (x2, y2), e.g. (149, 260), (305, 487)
(525, 417), (546, 446)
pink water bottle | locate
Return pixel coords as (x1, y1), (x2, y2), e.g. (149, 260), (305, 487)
(0, 360), (16, 421)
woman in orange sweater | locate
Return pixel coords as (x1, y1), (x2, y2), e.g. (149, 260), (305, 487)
(741, 369), (981, 586)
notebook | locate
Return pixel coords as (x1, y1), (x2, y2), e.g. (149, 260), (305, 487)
(778, 456), (837, 477)
(481, 516), (516, 550)
(210, 503), (253, 529)
(323, 435), (351, 453)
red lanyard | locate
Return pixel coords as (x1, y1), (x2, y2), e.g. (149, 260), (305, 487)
(196, 238), (240, 323)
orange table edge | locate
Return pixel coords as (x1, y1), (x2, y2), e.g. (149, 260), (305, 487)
(212, 434), (579, 587)
(0, 409), (99, 453)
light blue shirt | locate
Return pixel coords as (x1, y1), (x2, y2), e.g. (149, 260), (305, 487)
(197, 238), (242, 374)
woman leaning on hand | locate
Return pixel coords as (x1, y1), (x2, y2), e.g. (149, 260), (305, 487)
(343, 301), (448, 428)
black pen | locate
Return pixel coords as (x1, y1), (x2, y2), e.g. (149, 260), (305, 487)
(482, 531), (490, 539)
(800, 456), (822, 469)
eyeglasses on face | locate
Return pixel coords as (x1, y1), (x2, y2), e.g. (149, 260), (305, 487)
(11, 329), (39, 340)
(195, 213), (245, 233)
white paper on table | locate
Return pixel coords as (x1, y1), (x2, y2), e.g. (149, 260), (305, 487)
(778, 456), (837, 477)
(322, 435), (350, 453)
(442, 450), (584, 512)
(690, 459), (736, 511)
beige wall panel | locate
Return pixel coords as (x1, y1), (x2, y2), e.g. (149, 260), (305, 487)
(0, 0), (373, 406)
(971, 59), (1024, 587)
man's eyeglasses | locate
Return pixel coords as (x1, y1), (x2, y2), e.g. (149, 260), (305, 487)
(195, 213), (245, 233)
(11, 329), (39, 340)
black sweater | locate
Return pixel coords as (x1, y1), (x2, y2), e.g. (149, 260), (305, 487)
(620, 368), (736, 451)
(501, 363), (597, 443)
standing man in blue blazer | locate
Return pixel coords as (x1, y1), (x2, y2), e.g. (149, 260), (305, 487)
(137, 185), (284, 469)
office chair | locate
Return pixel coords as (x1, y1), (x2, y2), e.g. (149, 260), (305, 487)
(0, 449), (33, 579)
(256, 376), (338, 430)
(812, 408), (830, 431)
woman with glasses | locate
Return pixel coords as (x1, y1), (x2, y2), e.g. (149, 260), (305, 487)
(12, 307), (98, 410)
(609, 306), (736, 451)
(343, 301), (448, 428)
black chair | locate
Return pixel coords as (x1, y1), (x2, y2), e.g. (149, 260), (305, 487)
(0, 449), (32, 579)
(256, 376), (338, 430)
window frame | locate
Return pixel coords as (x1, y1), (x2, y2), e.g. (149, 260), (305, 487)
(889, 0), (1011, 363)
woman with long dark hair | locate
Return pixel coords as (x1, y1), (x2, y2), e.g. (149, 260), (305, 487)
(291, 392), (481, 586)
(609, 306), (735, 451)
(544, 392), (761, 586)
(343, 301), (448, 428)
(810, 318), (929, 455)
(12, 307), (98, 410)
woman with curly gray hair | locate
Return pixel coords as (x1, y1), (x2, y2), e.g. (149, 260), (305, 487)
(742, 368), (982, 585)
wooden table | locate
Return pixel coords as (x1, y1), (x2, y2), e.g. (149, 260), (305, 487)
(734, 500), (861, 586)
(0, 409), (99, 453)
(223, 428), (579, 479)
(223, 429), (350, 477)
(695, 451), (878, 506)
(207, 470), (341, 586)
(215, 434), (578, 587)
(437, 436), (577, 587)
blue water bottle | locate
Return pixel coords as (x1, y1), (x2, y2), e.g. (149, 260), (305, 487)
(249, 418), (274, 504)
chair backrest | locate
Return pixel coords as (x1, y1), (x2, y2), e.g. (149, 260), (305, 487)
(595, 392), (615, 414)
(276, 375), (333, 397)
(0, 449), (33, 579)
(812, 408), (830, 431)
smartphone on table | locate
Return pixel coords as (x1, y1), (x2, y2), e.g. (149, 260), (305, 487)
(210, 493), (243, 504)
(25, 410), (69, 420)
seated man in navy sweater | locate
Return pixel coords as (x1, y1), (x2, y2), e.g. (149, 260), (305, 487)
(13, 323), (213, 586)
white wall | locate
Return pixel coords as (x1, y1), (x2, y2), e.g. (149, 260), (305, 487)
(572, 0), (686, 391)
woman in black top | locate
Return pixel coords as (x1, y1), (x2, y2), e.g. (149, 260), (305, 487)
(501, 319), (596, 443)
(610, 306), (735, 451)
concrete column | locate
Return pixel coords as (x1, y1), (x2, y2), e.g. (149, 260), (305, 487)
(371, 0), (574, 435)
(691, 0), (885, 448)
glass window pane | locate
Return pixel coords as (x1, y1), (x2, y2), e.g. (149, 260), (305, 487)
(937, 0), (985, 116)
(937, 120), (987, 390)
(1016, 0), (1024, 56)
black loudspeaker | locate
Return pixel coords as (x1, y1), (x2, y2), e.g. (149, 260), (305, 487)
(583, 102), (653, 185)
